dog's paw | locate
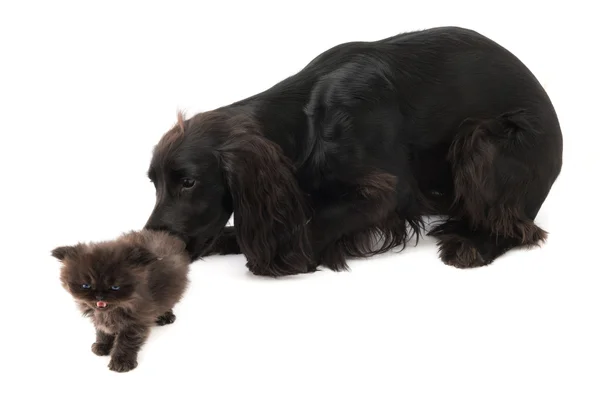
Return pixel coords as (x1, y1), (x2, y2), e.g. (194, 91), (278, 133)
(91, 342), (112, 356)
(156, 310), (176, 326)
(247, 259), (309, 277)
(437, 236), (488, 268)
(108, 355), (138, 373)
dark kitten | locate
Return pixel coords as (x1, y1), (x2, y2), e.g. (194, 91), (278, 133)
(51, 229), (191, 372)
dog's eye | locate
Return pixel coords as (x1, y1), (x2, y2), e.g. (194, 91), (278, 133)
(110, 285), (120, 291)
(181, 178), (195, 189)
(82, 284), (91, 289)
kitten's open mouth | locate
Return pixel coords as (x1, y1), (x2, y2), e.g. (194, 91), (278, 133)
(96, 301), (108, 309)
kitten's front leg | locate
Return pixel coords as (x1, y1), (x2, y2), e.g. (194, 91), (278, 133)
(91, 329), (115, 356)
(108, 326), (149, 373)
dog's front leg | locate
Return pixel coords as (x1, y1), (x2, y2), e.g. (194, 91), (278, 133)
(309, 170), (400, 271)
(203, 226), (241, 256)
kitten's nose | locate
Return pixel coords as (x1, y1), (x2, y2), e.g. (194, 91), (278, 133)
(96, 295), (105, 301)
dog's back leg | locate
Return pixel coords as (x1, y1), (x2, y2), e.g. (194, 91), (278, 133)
(428, 110), (562, 268)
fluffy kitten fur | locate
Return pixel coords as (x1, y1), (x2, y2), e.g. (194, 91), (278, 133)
(51, 229), (191, 373)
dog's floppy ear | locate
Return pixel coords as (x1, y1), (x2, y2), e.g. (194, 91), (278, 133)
(219, 132), (313, 276)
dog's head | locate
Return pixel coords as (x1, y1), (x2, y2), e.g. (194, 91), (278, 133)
(145, 111), (233, 255)
(145, 110), (311, 272)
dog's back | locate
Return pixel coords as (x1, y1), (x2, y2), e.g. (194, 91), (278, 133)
(298, 26), (563, 269)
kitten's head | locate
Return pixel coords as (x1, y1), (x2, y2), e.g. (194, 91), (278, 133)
(51, 241), (157, 311)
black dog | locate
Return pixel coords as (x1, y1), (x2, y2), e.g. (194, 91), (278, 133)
(145, 26), (563, 276)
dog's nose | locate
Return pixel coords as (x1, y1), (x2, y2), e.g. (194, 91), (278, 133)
(144, 215), (168, 232)
(145, 223), (169, 232)
(144, 221), (187, 241)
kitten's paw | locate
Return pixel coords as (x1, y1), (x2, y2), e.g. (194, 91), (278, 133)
(108, 355), (138, 373)
(156, 310), (176, 326)
(91, 342), (112, 356)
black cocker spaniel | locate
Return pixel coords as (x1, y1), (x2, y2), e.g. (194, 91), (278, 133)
(145, 26), (563, 276)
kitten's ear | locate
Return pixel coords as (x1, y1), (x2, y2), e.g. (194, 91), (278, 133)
(51, 244), (83, 261)
(125, 245), (156, 266)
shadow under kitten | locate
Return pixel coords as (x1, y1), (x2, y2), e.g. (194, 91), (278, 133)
(51, 229), (191, 373)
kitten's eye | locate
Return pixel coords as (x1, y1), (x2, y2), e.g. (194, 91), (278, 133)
(181, 178), (195, 189)
(110, 286), (120, 291)
(82, 284), (91, 289)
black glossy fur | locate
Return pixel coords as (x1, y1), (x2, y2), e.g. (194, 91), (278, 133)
(145, 26), (562, 276)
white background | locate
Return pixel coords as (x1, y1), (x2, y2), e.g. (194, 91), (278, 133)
(1, 1), (598, 399)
